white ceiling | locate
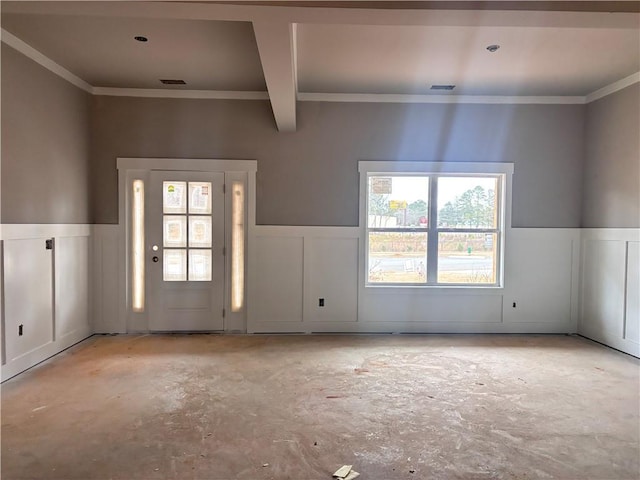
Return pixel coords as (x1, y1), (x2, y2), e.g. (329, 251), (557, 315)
(297, 24), (639, 96)
(1, 1), (639, 130)
(1, 14), (266, 90)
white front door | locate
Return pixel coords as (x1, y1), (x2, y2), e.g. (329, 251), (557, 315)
(147, 171), (225, 331)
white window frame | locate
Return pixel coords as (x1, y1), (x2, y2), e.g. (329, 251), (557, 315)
(359, 161), (514, 289)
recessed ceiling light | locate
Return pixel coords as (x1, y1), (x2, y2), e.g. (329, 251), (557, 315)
(486, 44), (500, 53)
(134, 36), (148, 42)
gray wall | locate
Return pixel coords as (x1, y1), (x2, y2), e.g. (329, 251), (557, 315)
(91, 97), (585, 227)
(1, 44), (92, 224)
(582, 83), (640, 228)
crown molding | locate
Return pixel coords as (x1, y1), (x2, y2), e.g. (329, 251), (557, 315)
(3, 28), (637, 106)
(585, 72), (640, 103)
(298, 92), (586, 104)
(92, 87), (269, 100)
(1, 28), (92, 93)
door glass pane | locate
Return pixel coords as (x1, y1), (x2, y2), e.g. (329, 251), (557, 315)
(438, 233), (497, 284)
(368, 176), (429, 228)
(231, 181), (245, 312)
(163, 181), (187, 214)
(164, 249), (187, 281)
(189, 250), (212, 281)
(189, 182), (212, 214)
(131, 180), (145, 312)
(189, 216), (212, 248)
(368, 232), (427, 283)
(437, 177), (498, 228)
(163, 215), (187, 248)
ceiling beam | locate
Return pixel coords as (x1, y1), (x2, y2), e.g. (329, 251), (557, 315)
(214, 2), (640, 13)
(2, 2), (638, 29)
(253, 21), (297, 132)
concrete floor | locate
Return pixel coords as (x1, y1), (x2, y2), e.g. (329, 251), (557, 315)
(1, 334), (639, 480)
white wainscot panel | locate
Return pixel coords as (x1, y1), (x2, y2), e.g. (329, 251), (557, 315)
(580, 239), (626, 343)
(359, 293), (503, 325)
(55, 236), (90, 339)
(502, 229), (577, 327)
(305, 237), (358, 324)
(2, 225), (93, 381)
(92, 225), (122, 333)
(3, 238), (54, 364)
(0, 243), (3, 366)
(624, 242), (639, 346)
(253, 236), (304, 324)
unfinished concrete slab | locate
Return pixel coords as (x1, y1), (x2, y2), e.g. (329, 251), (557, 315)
(2, 334), (639, 479)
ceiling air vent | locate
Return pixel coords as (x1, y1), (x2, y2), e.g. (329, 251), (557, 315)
(160, 79), (187, 85)
(430, 85), (455, 91)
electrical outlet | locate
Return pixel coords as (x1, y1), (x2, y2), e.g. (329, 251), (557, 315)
(18, 324), (23, 336)
(319, 298), (325, 307)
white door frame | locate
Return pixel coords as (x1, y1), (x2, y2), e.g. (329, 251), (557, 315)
(117, 158), (257, 333)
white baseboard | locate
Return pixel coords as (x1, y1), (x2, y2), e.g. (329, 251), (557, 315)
(1, 327), (92, 382)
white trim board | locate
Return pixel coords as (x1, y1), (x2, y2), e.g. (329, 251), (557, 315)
(82, 75), (640, 104)
(585, 72), (640, 103)
(0, 224), (91, 240)
(580, 228), (640, 241)
(1, 29), (92, 93)
(299, 72), (640, 104)
(2, 27), (638, 105)
(93, 88), (269, 100)
(298, 93), (586, 105)
(117, 157), (257, 172)
(1, 327), (92, 382)
(254, 225), (359, 238)
(358, 160), (514, 174)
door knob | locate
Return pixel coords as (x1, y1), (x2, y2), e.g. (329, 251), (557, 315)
(152, 256), (159, 263)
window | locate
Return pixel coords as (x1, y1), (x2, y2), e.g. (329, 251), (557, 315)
(231, 180), (245, 312)
(162, 180), (213, 282)
(131, 179), (145, 311)
(361, 162), (512, 287)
